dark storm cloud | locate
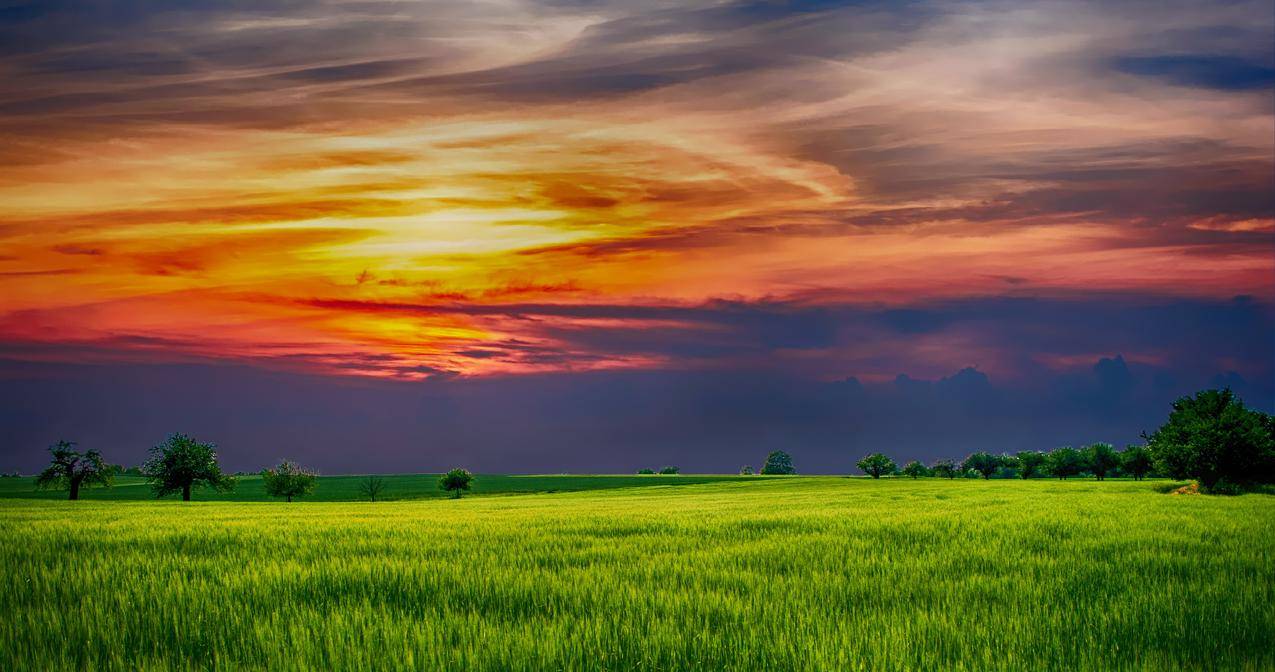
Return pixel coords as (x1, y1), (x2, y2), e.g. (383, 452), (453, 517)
(1113, 54), (1275, 90)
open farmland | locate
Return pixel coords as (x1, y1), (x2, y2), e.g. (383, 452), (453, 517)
(2, 477), (1273, 671)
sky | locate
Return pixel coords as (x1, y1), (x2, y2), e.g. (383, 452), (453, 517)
(1, 0), (1272, 473)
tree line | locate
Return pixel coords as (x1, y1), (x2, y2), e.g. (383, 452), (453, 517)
(32, 433), (477, 502)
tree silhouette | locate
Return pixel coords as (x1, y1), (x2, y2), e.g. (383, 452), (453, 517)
(142, 433), (234, 501)
(760, 451), (796, 475)
(36, 440), (113, 500)
(439, 468), (473, 498)
(261, 460), (318, 502)
(857, 453), (897, 479)
(358, 475), (385, 501)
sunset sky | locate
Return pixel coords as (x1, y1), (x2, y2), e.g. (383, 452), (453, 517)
(2, 0), (1272, 472)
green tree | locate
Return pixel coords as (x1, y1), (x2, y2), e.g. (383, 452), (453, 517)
(142, 433), (233, 501)
(1084, 443), (1120, 481)
(760, 451), (796, 475)
(636, 468), (655, 475)
(358, 475), (385, 501)
(1015, 451), (1046, 479)
(439, 468), (474, 498)
(261, 460), (318, 502)
(962, 452), (1001, 479)
(1121, 445), (1152, 481)
(659, 466), (680, 475)
(1144, 389), (1275, 491)
(930, 459), (958, 479)
(901, 460), (929, 478)
(856, 453), (897, 479)
(1045, 447), (1085, 480)
(739, 465), (754, 475)
(35, 440), (113, 500)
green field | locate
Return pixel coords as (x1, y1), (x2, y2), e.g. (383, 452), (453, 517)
(2, 478), (1273, 671)
(0, 473), (752, 501)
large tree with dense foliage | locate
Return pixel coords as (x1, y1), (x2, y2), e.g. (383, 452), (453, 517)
(962, 452), (1001, 479)
(36, 440), (113, 500)
(1120, 445), (1153, 481)
(1015, 451), (1046, 479)
(439, 468), (474, 498)
(1144, 389), (1275, 491)
(143, 433), (234, 501)
(856, 453), (897, 479)
(900, 460), (929, 479)
(1045, 447), (1085, 480)
(1084, 443), (1120, 481)
(760, 451), (796, 475)
(261, 460), (318, 502)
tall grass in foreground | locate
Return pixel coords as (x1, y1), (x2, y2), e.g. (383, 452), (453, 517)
(2, 478), (1272, 671)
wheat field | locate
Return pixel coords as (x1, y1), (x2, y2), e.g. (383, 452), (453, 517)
(2, 477), (1272, 671)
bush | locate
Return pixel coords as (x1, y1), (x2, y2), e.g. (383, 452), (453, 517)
(637, 468), (655, 474)
(739, 465), (754, 475)
(658, 466), (680, 475)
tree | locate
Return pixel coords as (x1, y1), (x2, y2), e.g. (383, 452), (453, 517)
(760, 451), (796, 475)
(930, 459), (958, 479)
(1015, 451), (1046, 479)
(358, 475), (386, 502)
(637, 468), (655, 475)
(1084, 443), (1120, 481)
(1121, 445), (1152, 481)
(659, 466), (680, 475)
(901, 460), (929, 479)
(1144, 389), (1275, 491)
(261, 460), (318, 502)
(142, 433), (234, 501)
(962, 452), (1001, 479)
(856, 453), (897, 479)
(739, 465), (754, 475)
(439, 468), (473, 498)
(35, 440), (113, 500)
(1045, 447), (1085, 480)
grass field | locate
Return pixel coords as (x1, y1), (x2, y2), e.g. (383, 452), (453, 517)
(2, 477), (1273, 671)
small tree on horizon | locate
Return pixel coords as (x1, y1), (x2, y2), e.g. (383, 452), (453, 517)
(142, 433), (233, 501)
(930, 459), (958, 479)
(637, 468), (655, 475)
(760, 451), (796, 475)
(1045, 446), (1085, 480)
(261, 460), (318, 502)
(1015, 451), (1046, 479)
(659, 466), (681, 475)
(1121, 445), (1152, 481)
(36, 440), (113, 500)
(439, 468), (473, 498)
(901, 460), (929, 479)
(358, 475), (385, 501)
(1084, 443), (1120, 481)
(962, 452), (1001, 479)
(857, 453), (897, 479)
(739, 465), (754, 475)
